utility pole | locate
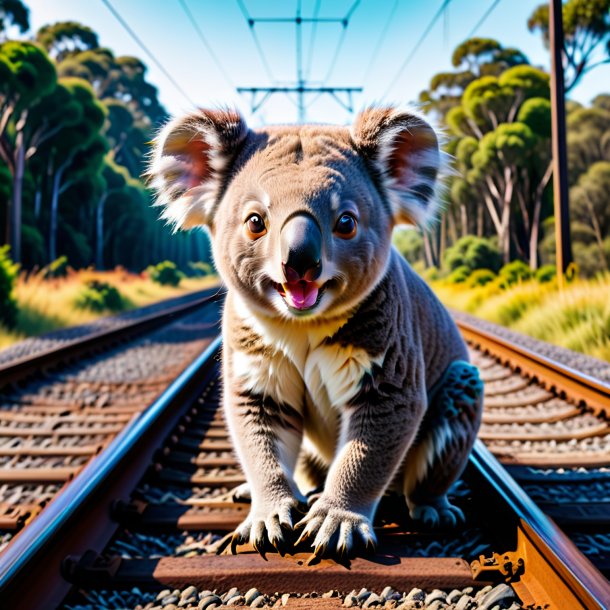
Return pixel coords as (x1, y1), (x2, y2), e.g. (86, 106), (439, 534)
(237, 1), (362, 122)
(549, 0), (572, 285)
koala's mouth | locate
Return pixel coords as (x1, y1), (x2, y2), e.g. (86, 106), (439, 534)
(273, 280), (325, 312)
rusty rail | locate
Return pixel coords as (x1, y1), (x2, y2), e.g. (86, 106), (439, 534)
(0, 286), (222, 388)
(456, 319), (610, 416)
(0, 330), (608, 609)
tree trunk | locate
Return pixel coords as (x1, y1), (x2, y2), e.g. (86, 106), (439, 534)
(459, 204), (468, 237)
(49, 158), (71, 262)
(11, 119), (27, 263)
(423, 232), (437, 268)
(96, 194), (107, 270)
(476, 203), (484, 237)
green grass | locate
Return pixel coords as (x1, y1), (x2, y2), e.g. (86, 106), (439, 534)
(428, 273), (610, 362)
(0, 268), (219, 350)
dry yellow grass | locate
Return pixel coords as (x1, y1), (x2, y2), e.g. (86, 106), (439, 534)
(0, 268), (219, 350)
(429, 273), (610, 363)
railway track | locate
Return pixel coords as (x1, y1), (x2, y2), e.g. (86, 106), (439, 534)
(457, 318), (610, 582)
(0, 288), (222, 554)
(0, 331), (608, 609)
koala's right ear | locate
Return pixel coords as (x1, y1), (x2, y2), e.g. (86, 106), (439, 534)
(147, 108), (248, 230)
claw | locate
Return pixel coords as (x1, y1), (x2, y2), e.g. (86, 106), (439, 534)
(252, 537), (267, 561)
(214, 532), (233, 555)
(295, 527), (312, 546)
(230, 531), (243, 555)
(270, 535), (286, 557)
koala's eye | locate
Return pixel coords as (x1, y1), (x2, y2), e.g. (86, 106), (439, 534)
(334, 212), (357, 239)
(245, 214), (267, 239)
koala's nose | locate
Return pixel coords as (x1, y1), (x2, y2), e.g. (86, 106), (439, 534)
(281, 213), (322, 282)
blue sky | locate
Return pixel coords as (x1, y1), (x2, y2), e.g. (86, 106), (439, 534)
(26, 0), (610, 126)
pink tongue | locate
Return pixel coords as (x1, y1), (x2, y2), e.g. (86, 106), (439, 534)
(284, 280), (319, 310)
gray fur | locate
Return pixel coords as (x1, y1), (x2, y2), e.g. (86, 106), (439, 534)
(148, 106), (484, 557)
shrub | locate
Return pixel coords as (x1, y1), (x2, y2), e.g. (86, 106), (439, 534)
(75, 280), (126, 313)
(188, 261), (214, 277)
(43, 255), (69, 279)
(443, 236), (502, 273)
(498, 260), (532, 287)
(0, 246), (19, 329)
(392, 228), (424, 265)
(421, 266), (440, 282)
(536, 265), (556, 284)
(467, 268), (496, 287)
(147, 261), (184, 286)
(446, 265), (471, 284)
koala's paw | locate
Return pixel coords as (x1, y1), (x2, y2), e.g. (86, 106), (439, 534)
(408, 496), (464, 529)
(295, 496), (376, 561)
(230, 495), (303, 558)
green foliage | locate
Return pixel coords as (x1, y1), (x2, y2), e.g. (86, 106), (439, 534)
(0, 40), (57, 108)
(421, 266), (440, 282)
(36, 21), (99, 62)
(75, 279), (125, 313)
(0, 245), (18, 328)
(535, 265), (556, 284)
(43, 255), (68, 278)
(392, 228), (424, 265)
(446, 265), (471, 284)
(467, 269), (496, 287)
(147, 260), (184, 286)
(419, 37), (528, 118)
(443, 236), (502, 273)
(0, 0), (29, 35)
(188, 261), (214, 277)
(498, 260), (533, 286)
(528, 0), (610, 91)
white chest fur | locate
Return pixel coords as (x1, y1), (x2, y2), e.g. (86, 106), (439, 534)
(230, 299), (383, 413)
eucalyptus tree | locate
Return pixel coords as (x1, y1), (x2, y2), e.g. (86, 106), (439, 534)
(0, 0), (29, 40)
(0, 40), (56, 261)
(528, 0), (610, 92)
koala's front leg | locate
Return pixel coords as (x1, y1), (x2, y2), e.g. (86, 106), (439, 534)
(223, 346), (305, 556)
(296, 383), (425, 558)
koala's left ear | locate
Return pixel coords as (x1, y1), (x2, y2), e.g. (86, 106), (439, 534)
(351, 107), (442, 227)
(147, 108), (248, 230)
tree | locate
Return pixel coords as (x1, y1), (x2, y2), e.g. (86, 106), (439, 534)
(95, 156), (129, 269)
(0, 40), (56, 262)
(419, 38), (528, 118)
(570, 161), (610, 271)
(0, 0), (29, 40)
(528, 0), (610, 91)
(36, 21), (98, 62)
(33, 78), (107, 261)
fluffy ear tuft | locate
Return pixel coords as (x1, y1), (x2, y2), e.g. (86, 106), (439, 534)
(351, 106), (444, 227)
(146, 108), (248, 230)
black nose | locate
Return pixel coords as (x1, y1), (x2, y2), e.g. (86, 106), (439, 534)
(281, 213), (322, 282)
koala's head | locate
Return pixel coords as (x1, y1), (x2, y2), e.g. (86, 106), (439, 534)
(148, 107), (442, 322)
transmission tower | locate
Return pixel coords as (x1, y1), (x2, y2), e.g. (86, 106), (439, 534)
(236, 1), (362, 122)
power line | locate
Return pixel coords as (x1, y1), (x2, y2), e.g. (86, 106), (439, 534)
(381, 0), (454, 101)
(237, 1), (363, 122)
(236, 0), (276, 82)
(177, 0), (235, 89)
(100, 0), (196, 107)
(304, 0), (321, 81)
(466, 0), (501, 39)
(362, 0), (399, 85)
(320, 1), (361, 86)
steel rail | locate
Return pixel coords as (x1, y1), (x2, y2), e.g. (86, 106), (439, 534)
(0, 286), (223, 388)
(470, 440), (610, 609)
(0, 336), (222, 610)
(457, 318), (610, 415)
(0, 333), (607, 608)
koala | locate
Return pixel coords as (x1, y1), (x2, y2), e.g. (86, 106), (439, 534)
(148, 107), (484, 559)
